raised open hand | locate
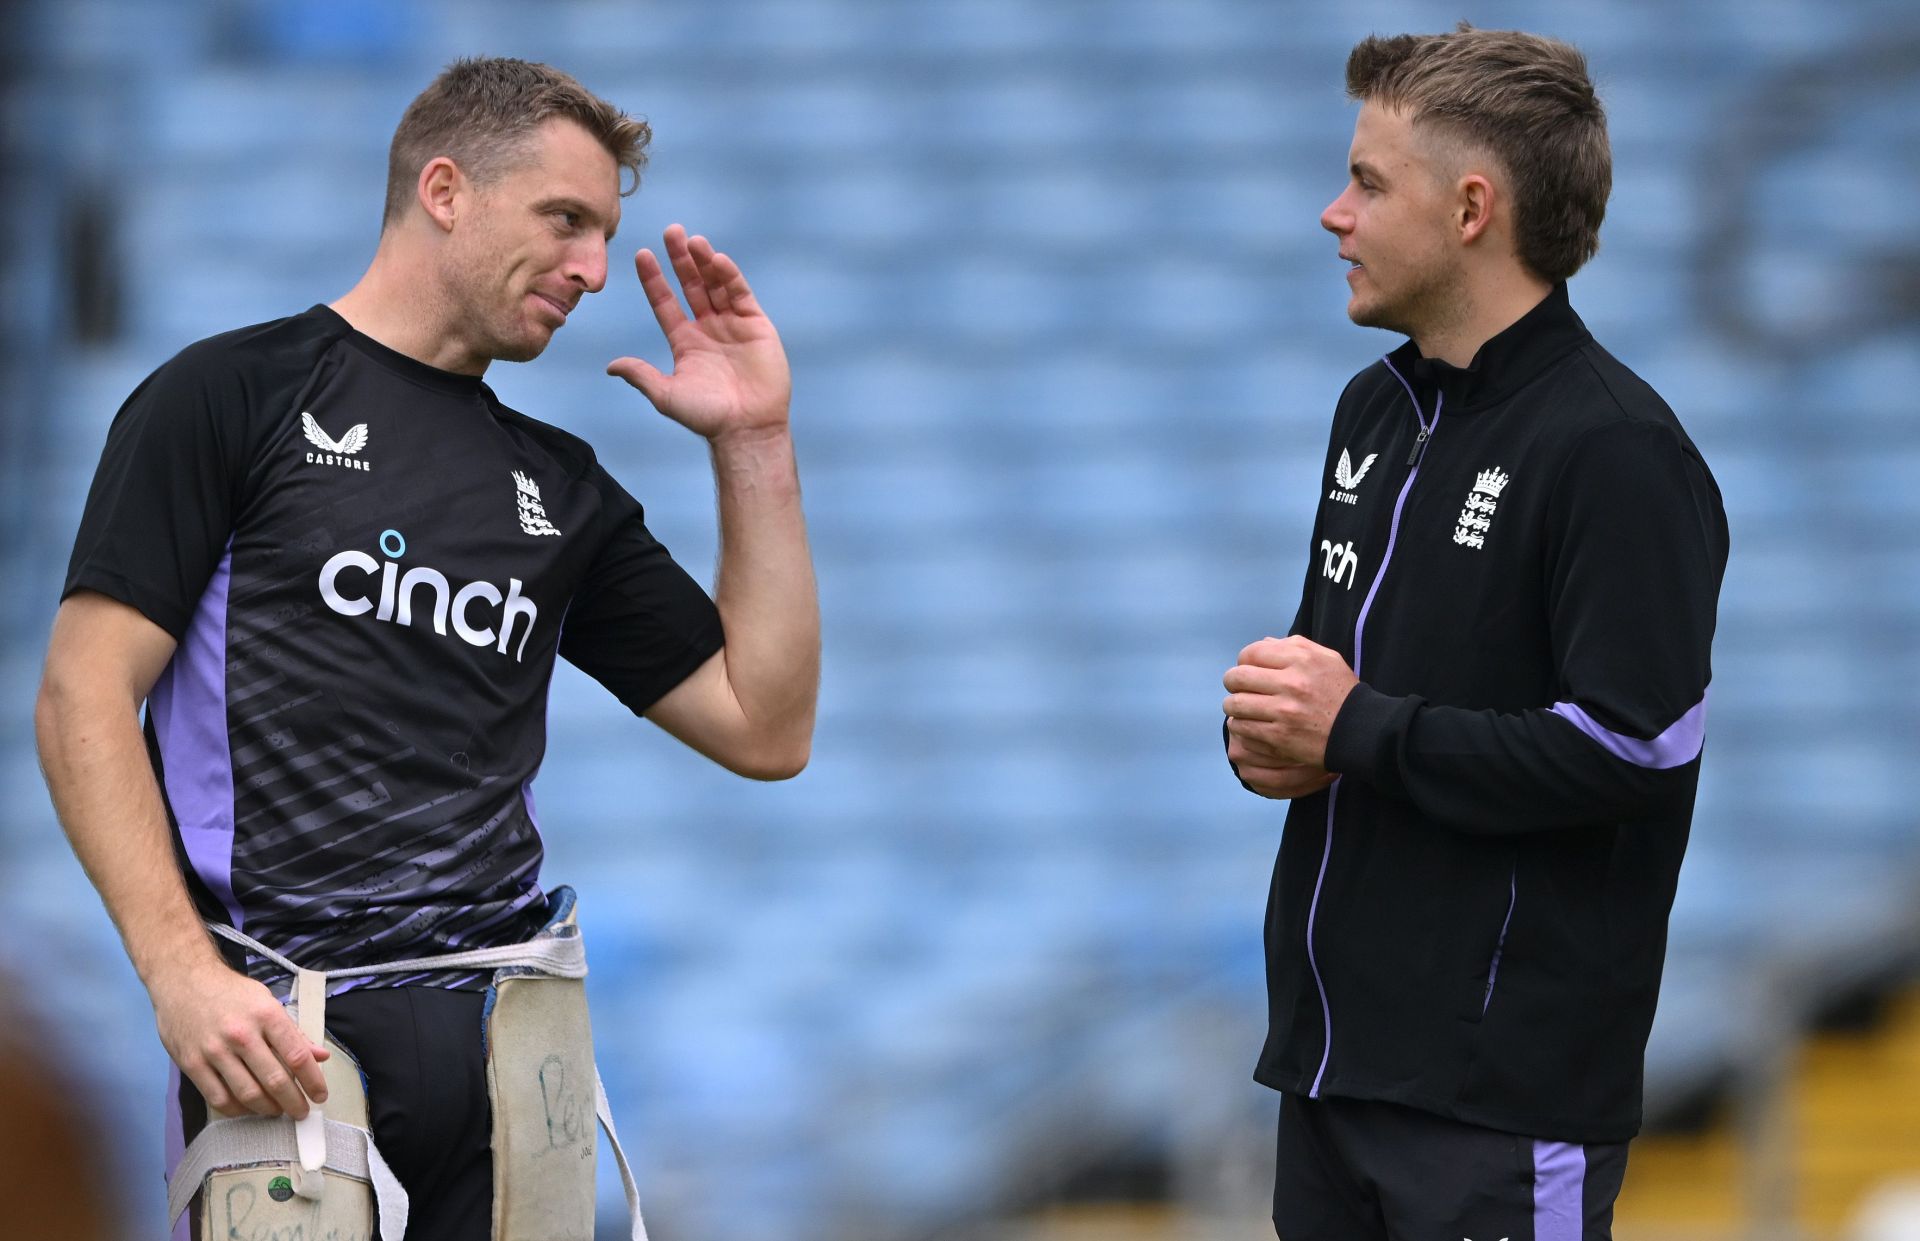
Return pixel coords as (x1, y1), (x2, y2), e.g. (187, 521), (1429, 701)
(607, 224), (791, 442)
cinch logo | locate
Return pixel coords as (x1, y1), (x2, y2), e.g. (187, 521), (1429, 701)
(318, 528), (539, 661)
(1319, 538), (1359, 589)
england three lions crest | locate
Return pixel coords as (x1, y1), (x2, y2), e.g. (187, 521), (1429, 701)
(1452, 467), (1509, 550)
(512, 470), (562, 537)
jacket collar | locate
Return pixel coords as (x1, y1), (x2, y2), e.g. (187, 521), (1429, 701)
(1384, 283), (1591, 413)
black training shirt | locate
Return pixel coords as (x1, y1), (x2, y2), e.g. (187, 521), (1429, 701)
(65, 306), (724, 991)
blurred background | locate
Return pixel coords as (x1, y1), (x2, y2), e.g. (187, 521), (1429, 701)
(2, 1), (1917, 1238)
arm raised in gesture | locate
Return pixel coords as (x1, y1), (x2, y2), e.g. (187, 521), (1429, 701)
(608, 225), (818, 779)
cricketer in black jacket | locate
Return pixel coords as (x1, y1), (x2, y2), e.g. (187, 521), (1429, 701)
(1247, 282), (1728, 1143)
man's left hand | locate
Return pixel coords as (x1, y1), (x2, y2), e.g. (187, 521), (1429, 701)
(608, 223), (791, 443)
(1222, 636), (1361, 769)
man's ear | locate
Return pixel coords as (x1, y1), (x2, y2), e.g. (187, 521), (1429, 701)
(416, 156), (463, 232)
(1457, 173), (1496, 247)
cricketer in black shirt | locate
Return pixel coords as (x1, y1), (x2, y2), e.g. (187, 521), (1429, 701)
(64, 305), (726, 992)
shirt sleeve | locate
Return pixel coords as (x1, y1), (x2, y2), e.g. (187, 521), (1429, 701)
(559, 464), (726, 716)
(63, 350), (254, 640)
(1323, 418), (1729, 833)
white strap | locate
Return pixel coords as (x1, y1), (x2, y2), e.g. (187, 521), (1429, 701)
(167, 1116), (409, 1239)
(291, 968), (328, 1199)
(208, 921), (586, 981)
(596, 1071), (649, 1241)
(189, 910), (603, 1238)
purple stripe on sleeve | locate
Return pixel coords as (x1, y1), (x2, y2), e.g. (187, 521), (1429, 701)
(1533, 1139), (1587, 1241)
(1549, 692), (1708, 770)
(149, 544), (245, 928)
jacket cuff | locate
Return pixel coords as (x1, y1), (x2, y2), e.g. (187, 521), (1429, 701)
(1325, 682), (1414, 794)
(1223, 717), (1260, 794)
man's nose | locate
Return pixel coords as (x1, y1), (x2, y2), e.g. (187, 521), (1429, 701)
(569, 240), (608, 294)
(1320, 191), (1351, 236)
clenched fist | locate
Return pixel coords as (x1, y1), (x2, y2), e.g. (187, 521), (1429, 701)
(1222, 636), (1360, 787)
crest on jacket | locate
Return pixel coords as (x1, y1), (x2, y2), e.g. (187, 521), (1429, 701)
(1452, 467), (1511, 550)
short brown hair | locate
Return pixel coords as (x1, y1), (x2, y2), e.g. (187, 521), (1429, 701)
(382, 57), (651, 227)
(1346, 24), (1610, 284)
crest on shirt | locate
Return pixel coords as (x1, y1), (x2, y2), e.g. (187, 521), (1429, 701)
(1452, 467), (1510, 550)
(512, 471), (562, 537)
(301, 411), (372, 472)
(1328, 447), (1377, 506)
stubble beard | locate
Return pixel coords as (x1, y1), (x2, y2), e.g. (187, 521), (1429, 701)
(1348, 248), (1466, 347)
(466, 278), (550, 364)
(443, 237), (552, 366)
(489, 322), (549, 365)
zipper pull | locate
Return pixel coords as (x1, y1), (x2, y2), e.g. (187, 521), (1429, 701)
(1405, 427), (1429, 466)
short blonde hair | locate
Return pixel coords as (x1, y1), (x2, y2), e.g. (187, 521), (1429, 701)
(383, 57), (651, 227)
(1347, 24), (1611, 283)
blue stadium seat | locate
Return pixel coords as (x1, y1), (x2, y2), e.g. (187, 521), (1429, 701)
(7, 1), (1917, 1236)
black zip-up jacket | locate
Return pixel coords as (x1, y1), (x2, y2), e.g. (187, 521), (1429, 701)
(1245, 285), (1728, 1142)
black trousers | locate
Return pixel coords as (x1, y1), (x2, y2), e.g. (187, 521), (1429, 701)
(175, 986), (493, 1241)
(1272, 1093), (1629, 1241)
